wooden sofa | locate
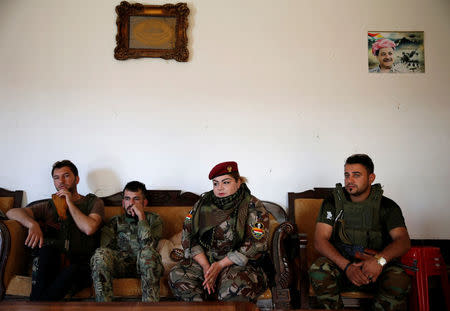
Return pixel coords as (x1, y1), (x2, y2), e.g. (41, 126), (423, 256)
(1, 189), (297, 309)
(288, 188), (374, 309)
(0, 187), (24, 300)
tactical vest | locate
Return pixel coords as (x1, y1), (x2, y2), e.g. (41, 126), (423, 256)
(332, 183), (384, 251)
(44, 194), (100, 262)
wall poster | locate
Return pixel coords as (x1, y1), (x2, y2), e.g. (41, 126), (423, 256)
(368, 31), (424, 73)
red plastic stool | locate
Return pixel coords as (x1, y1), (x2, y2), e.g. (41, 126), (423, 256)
(401, 246), (450, 311)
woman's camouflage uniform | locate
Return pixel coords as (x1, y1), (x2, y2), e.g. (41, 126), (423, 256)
(169, 184), (269, 302)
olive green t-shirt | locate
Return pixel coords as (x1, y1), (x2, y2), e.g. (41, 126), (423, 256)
(317, 191), (406, 247)
(30, 195), (104, 222)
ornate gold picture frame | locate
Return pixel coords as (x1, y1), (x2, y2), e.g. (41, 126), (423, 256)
(114, 2), (189, 62)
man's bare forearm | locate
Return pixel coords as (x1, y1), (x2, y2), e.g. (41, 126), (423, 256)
(7, 208), (45, 248)
(377, 228), (411, 262)
(314, 223), (350, 270)
(315, 237), (351, 270)
(6, 208), (37, 228)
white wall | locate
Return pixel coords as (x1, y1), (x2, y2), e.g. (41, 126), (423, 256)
(1, 0), (449, 239)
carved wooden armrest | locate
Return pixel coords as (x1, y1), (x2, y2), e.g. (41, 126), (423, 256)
(0, 221), (11, 300)
(297, 232), (310, 309)
(0, 220), (29, 300)
(271, 221), (296, 309)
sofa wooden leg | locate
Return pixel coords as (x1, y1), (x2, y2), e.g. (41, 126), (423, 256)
(272, 287), (291, 310)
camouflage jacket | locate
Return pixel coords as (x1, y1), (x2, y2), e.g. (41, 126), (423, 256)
(100, 212), (162, 256)
(182, 195), (269, 266)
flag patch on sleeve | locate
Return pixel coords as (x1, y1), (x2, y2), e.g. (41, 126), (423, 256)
(251, 222), (265, 240)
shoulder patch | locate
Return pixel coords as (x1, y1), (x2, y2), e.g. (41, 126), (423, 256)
(185, 212), (192, 222)
(326, 211), (333, 220)
(251, 222), (265, 240)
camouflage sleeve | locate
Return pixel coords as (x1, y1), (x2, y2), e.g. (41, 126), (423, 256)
(100, 216), (118, 249)
(138, 212), (163, 249)
(228, 198), (269, 266)
(181, 227), (204, 258)
(181, 201), (204, 258)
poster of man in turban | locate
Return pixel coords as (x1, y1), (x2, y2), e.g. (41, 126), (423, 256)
(368, 31), (425, 73)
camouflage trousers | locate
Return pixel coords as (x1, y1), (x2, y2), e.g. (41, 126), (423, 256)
(309, 257), (411, 310)
(90, 246), (164, 302)
(168, 259), (267, 302)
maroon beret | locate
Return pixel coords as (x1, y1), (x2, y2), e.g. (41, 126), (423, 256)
(209, 161), (239, 180)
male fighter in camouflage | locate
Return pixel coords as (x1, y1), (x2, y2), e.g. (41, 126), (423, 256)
(309, 154), (411, 310)
(169, 161), (269, 302)
(90, 181), (163, 302)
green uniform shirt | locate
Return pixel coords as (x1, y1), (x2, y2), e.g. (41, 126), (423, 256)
(100, 212), (162, 256)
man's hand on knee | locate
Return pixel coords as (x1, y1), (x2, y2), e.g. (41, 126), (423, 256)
(361, 257), (382, 282)
(345, 262), (370, 286)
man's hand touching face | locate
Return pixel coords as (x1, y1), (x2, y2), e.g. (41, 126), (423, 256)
(123, 190), (147, 221)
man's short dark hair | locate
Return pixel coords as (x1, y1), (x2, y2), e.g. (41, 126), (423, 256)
(123, 181), (147, 199)
(51, 160), (79, 177)
(345, 154), (374, 175)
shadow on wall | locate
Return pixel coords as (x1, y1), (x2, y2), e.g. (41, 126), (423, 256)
(87, 169), (121, 197)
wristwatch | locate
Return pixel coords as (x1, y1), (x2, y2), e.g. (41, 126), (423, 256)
(375, 254), (387, 267)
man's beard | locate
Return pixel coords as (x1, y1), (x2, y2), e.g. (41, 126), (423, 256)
(346, 184), (369, 197)
(67, 185), (77, 195)
(57, 184), (77, 195)
(125, 209), (139, 222)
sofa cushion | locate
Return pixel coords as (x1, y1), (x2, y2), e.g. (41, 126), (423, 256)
(157, 232), (182, 278)
(293, 198), (323, 268)
(5, 275), (31, 296)
(0, 197), (14, 216)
